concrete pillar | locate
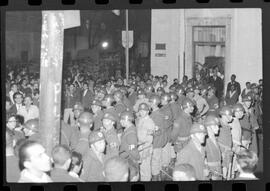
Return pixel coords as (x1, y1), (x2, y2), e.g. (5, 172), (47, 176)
(39, 11), (64, 155)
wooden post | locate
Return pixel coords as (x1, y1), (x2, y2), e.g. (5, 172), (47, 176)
(39, 11), (64, 155)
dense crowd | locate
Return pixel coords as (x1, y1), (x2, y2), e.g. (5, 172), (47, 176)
(5, 64), (263, 182)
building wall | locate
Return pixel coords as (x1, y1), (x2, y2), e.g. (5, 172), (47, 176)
(151, 9), (262, 90)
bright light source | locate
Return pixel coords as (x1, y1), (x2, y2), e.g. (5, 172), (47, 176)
(102, 41), (109, 49)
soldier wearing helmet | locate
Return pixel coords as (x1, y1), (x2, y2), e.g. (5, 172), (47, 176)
(156, 87), (165, 96)
(204, 115), (222, 180)
(159, 93), (175, 178)
(133, 89), (150, 113)
(101, 112), (120, 159)
(176, 123), (209, 180)
(241, 95), (259, 157)
(91, 99), (103, 131)
(169, 92), (182, 121)
(149, 95), (169, 181)
(171, 98), (194, 161)
(80, 131), (106, 182)
(119, 111), (140, 181)
(186, 87), (195, 101)
(136, 103), (156, 181)
(176, 86), (186, 106)
(114, 90), (128, 118)
(144, 85), (155, 99)
(24, 119), (40, 142)
(217, 106), (233, 179)
(74, 112), (94, 160)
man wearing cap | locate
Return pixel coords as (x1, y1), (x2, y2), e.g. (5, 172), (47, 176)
(149, 95), (168, 181)
(204, 115), (222, 180)
(101, 112), (120, 159)
(159, 93), (175, 179)
(74, 112), (94, 160)
(175, 123), (208, 180)
(119, 111), (140, 180)
(171, 98), (194, 154)
(80, 131), (106, 182)
(136, 103), (156, 181)
(218, 106), (234, 179)
(91, 99), (104, 131)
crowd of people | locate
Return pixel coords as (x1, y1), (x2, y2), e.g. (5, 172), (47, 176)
(5, 63), (263, 182)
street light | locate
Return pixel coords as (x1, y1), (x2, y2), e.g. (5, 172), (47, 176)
(101, 41), (109, 49)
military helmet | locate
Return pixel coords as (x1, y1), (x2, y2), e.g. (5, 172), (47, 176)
(120, 111), (135, 122)
(161, 93), (171, 102)
(219, 106), (233, 116)
(138, 103), (150, 111)
(169, 92), (178, 101)
(182, 98), (195, 109)
(149, 95), (161, 105)
(233, 103), (245, 113)
(204, 115), (220, 126)
(24, 119), (39, 132)
(78, 112), (94, 125)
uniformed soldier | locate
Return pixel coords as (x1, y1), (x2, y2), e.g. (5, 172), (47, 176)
(114, 90), (127, 116)
(239, 96), (254, 149)
(149, 95), (168, 181)
(145, 85), (155, 99)
(175, 123), (209, 180)
(101, 112), (120, 159)
(159, 93), (175, 179)
(133, 89), (150, 113)
(169, 92), (182, 121)
(242, 95), (259, 155)
(74, 112), (94, 160)
(171, 98), (194, 154)
(218, 106), (234, 179)
(91, 99), (103, 131)
(119, 111), (140, 181)
(175, 86), (186, 107)
(80, 131), (106, 182)
(204, 115), (222, 180)
(136, 103), (156, 181)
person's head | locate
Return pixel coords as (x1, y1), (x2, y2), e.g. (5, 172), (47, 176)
(236, 149), (258, 174)
(102, 112), (116, 130)
(194, 86), (200, 95)
(242, 96), (252, 109)
(219, 106), (233, 123)
(73, 102), (84, 119)
(204, 115), (220, 136)
(33, 82), (39, 90)
(69, 151), (83, 175)
(182, 98), (195, 114)
(51, 145), (71, 170)
(173, 164), (196, 181)
(6, 115), (17, 130)
(186, 88), (195, 99)
(231, 74), (236, 82)
(149, 95), (161, 109)
(13, 92), (23, 104)
(259, 79), (263, 86)
(33, 89), (40, 99)
(120, 111), (135, 127)
(161, 80), (168, 88)
(83, 82), (89, 90)
(18, 140), (51, 172)
(176, 86), (185, 96)
(69, 84), (75, 92)
(233, 103), (245, 119)
(161, 93), (171, 106)
(102, 94), (115, 108)
(24, 95), (33, 107)
(190, 123), (207, 145)
(23, 119), (39, 137)
(6, 97), (12, 111)
(91, 100), (102, 114)
(137, 89), (146, 99)
(163, 75), (168, 81)
(114, 90), (123, 103)
(78, 112), (94, 131)
(89, 131), (106, 153)
(173, 78), (179, 84)
(246, 82), (251, 89)
(10, 83), (18, 92)
(137, 103), (150, 118)
(182, 75), (188, 83)
(104, 156), (129, 182)
(6, 128), (14, 150)
(195, 73), (201, 81)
